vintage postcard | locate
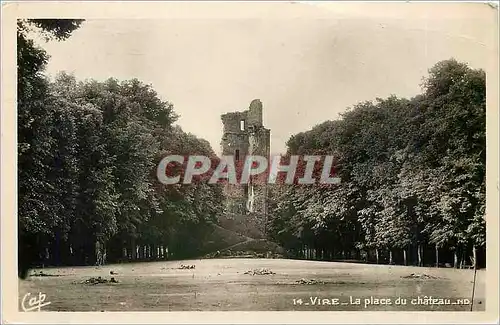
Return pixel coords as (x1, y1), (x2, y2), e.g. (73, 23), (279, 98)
(1, 1), (499, 324)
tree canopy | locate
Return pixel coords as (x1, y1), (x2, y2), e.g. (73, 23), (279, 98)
(268, 59), (486, 268)
(17, 20), (224, 277)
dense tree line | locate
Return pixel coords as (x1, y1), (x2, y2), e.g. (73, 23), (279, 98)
(267, 59), (486, 269)
(18, 20), (224, 278)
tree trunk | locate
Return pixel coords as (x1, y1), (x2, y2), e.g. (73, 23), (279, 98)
(403, 249), (407, 266)
(389, 250), (393, 265)
(131, 238), (137, 260)
(435, 244), (439, 268)
(95, 240), (101, 266)
(454, 250), (458, 268)
(375, 248), (379, 264)
(417, 244), (422, 267)
(472, 245), (477, 269)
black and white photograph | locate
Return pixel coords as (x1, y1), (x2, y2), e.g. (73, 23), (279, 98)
(1, 1), (499, 323)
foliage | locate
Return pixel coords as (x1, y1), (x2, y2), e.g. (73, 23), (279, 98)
(17, 20), (224, 276)
(268, 59), (486, 267)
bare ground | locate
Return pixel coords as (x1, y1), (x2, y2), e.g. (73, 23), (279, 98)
(18, 258), (485, 312)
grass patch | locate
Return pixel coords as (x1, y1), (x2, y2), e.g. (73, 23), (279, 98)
(19, 258), (485, 311)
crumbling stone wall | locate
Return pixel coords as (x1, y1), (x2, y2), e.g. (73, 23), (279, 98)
(220, 99), (271, 228)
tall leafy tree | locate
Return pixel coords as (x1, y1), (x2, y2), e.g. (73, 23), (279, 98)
(268, 59), (486, 268)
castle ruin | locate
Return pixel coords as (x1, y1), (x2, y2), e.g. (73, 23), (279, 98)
(220, 99), (271, 220)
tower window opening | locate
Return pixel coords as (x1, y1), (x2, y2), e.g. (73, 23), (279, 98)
(240, 120), (245, 131)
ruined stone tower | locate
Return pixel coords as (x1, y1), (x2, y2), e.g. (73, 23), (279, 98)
(220, 99), (270, 219)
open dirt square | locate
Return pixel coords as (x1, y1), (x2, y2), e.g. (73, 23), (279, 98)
(18, 258), (485, 312)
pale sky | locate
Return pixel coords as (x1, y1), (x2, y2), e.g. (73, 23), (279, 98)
(39, 2), (497, 155)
